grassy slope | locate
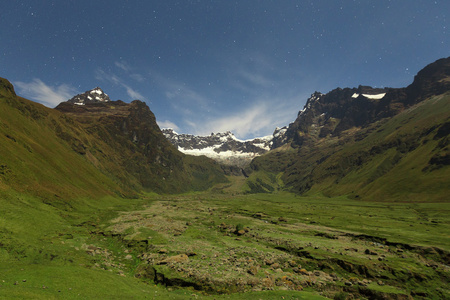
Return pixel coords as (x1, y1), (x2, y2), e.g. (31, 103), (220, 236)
(1, 75), (448, 299)
(308, 93), (450, 201)
(0, 84), (130, 200)
(250, 93), (449, 202)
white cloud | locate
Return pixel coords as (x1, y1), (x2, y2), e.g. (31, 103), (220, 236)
(157, 120), (180, 131)
(237, 69), (274, 88)
(149, 71), (210, 110)
(130, 73), (145, 82)
(124, 85), (145, 100)
(96, 69), (145, 100)
(14, 79), (77, 107)
(115, 61), (146, 82)
(192, 98), (299, 139)
(114, 61), (131, 72)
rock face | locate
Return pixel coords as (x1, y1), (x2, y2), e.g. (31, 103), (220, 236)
(283, 86), (392, 147)
(162, 129), (273, 167)
(56, 95), (227, 193)
(283, 57), (450, 148)
(247, 56), (450, 199)
(67, 87), (111, 105)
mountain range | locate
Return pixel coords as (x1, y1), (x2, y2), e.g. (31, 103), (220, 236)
(162, 128), (276, 167)
(1, 57), (449, 201)
(244, 57), (450, 201)
(0, 57), (449, 299)
(0, 80), (227, 201)
(162, 58), (449, 202)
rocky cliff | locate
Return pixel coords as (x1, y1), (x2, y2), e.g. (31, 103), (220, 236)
(247, 57), (450, 200)
(56, 89), (227, 193)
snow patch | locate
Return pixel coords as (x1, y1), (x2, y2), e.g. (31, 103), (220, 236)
(362, 93), (386, 99)
(352, 93), (386, 100)
(178, 146), (261, 160)
(91, 88), (103, 95)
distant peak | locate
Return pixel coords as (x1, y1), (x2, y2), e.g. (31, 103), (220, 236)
(66, 87), (111, 105)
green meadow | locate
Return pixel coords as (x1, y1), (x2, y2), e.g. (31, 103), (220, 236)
(1, 189), (448, 299)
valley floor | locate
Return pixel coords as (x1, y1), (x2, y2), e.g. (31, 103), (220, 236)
(1, 190), (449, 299)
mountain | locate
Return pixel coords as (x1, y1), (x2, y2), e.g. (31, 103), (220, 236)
(0, 81), (227, 200)
(67, 87), (111, 105)
(55, 89), (227, 193)
(162, 129), (274, 167)
(245, 57), (450, 200)
(0, 79), (131, 200)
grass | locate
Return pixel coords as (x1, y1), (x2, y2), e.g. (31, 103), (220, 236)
(252, 92), (450, 202)
(1, 186), (449, 299)
(1, 78), (448, 299)
(97, 192), (449, 298)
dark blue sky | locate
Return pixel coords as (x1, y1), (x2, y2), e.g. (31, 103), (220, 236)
(1, 1), (448, 139)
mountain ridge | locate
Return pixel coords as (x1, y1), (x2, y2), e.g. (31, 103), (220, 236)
(162, 128), (275, 167)
(245, 56), (450, 200)
(55, 92), (228, 194)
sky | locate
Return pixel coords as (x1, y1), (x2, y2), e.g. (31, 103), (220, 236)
(1, 1), (448, 139)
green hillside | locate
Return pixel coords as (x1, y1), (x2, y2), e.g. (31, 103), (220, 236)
(0, 78), (130, 200)
(1, 77), (227, 198)
(300, 93), (449, 201)
(248, 57), (450, 202)
(1, 57), (449, 299)
(249, 92), (449, 202)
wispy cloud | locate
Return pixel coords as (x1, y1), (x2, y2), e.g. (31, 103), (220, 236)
(95, 69), (145, 100)
(149, 53), (308, 139)
(149, 71), (210, 112)
(192, 97), (300, 139)
(14, 79), (77, 107)
(114, 61), (131, 72)
(157, 120), (180, 131)
(237, 69), (275, 88)
(115, 61), (146, 82)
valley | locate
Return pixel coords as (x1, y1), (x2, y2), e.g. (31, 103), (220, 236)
(1, 189), (448, 299)
(0, 57), (449, 299)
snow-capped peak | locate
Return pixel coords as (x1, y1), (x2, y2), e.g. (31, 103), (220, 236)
(162, 128), (279, 167)
(67, 87), (111, 105)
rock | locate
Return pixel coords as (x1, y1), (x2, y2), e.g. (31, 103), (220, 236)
(345, 248), (358, 252)
(365, 249), (378, 255)
(299, 268), (309, 275)
(248, 266), (259, 275)
(262, 277), (274, 288)
(158, 254), (189, 265)
(278, 217), (288, 222)
(125, 254), (133, 260)
(270, 263), (280, 269)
